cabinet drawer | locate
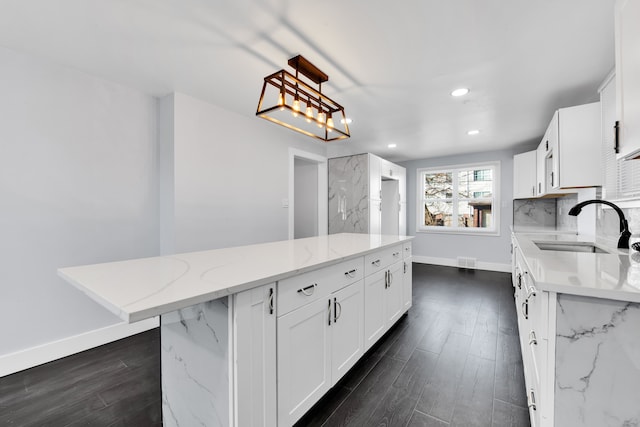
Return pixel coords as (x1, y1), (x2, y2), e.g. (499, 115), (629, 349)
(402, 242), (412, 258)
(277, 257), (364, 315)
(364, 245), (402, 276)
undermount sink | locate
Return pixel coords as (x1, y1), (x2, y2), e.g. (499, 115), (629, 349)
(534, 241), (610, 254)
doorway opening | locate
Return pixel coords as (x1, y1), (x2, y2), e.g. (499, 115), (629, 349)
(288, 149), (327, 239)
(381, 178), (400, 235)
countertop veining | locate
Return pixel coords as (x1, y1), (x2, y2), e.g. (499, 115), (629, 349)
(58, 233), (413, 323)
(513, 231), (640, 302)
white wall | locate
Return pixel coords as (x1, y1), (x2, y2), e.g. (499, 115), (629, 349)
(401, 148), (516, 271)
(0, 48), (159, 361)
(159, 92), (327, 253)
(294, 158), (319, 239)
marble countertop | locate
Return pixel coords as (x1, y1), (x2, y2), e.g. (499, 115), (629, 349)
(513, 232), (640, 302)
(58, 233), (413, 323)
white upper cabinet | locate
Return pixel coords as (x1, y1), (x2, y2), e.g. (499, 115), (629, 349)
(553, 102), (602, 189)
(615, 0), (640, 160)
(513, 150), (537, 199)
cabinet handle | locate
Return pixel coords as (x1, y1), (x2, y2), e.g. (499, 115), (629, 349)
(404, 262), (407, 274)
(529, 330), (537, 346)
(298, 283), (317, 296)
(532, 186), (535, 196)
(372, 259), (381, 267)
(334, 298), (342, 323)
(545, 140), (548, 151)
(551, 171), (554, 187)
(538, 182), (542, 193)
(268, 287), (274, 315)
(522, 300), (529, 320)
(614, 120), (620, 154)
(388, 271), (394, 286)
(344, 269), (357, 278)
(517, 273), (522, 290)
(384, 270), (388, 288)
(328, 299), (332, 326)
(393, 252), (400, 258)
(528, 389), (537, 411)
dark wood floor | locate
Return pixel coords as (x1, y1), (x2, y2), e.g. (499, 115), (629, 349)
(0, 264), (530, 427)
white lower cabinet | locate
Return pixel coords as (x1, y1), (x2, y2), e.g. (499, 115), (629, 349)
(277, 297), (332, 426)
(403, 257), (412, 311)
(364, 268), (386, 349)
(232, 284), (277, 427)
(241, 243), (412, 427)
(330, 280), (365, 383)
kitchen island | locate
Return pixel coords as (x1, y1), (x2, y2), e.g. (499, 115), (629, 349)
(511, 231), (640, 427)
(58, 233), (413, 427)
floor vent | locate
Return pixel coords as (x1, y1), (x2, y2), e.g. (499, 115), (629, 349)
(457, 257), (477, 269)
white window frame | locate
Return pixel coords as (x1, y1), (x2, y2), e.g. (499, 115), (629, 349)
(416, 161), (500, 236)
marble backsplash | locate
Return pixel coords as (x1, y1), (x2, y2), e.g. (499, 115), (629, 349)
(597, 205), (640, 247)
(513, 194), (578, 231)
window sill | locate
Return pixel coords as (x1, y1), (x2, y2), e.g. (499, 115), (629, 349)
(416, 228), (501, 237)
(605, 198), (640, 209)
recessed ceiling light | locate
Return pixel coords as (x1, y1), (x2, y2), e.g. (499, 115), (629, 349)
(467, 129), (480, 135)
(388, 143), (397, 148)
(341, 118), (353, 124)
(451, 88), (469, 97)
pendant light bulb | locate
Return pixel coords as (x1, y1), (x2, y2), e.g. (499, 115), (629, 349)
(305, 100), (314, 123)
(278, 91), (285, 111)
(326, 114), (334, 132)
(317, 111), (326, 128)
(292, 96), (300, 117)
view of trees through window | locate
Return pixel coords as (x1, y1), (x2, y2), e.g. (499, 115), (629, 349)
(420, 165), (495, 231)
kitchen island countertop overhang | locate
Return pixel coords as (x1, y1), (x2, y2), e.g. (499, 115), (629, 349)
(57, 233), (414, 323)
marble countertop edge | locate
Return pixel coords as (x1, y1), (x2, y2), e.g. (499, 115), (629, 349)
(58, 234), (414, 323)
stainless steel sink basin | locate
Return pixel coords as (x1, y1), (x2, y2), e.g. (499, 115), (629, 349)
(534, 241), (610, 254)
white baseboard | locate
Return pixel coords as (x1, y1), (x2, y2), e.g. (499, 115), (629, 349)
(412, 255), (511, 273)
(0, 317), (159, 378)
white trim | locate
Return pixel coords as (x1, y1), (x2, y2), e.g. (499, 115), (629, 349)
(412, 255), (511, 273)
(288, 148), (328, 240)
(416, 161), (501, 235)
(0, 317), (159, 378)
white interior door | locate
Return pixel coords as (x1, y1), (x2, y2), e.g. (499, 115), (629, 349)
(288, 149), (327, 240)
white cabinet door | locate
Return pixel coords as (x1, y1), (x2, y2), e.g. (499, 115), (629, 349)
(536, 143), (546, 197)
(385, 261), (404, 327)
(616, 0), (640, 159)
(556, 103), (601, 188)
(330, 280), (364, 384)
(364, 269), (386, 350)
(233, 284), (277, 427)
(402, 258), (412, 311)
(277, 297), (331, 426)
(513, 151), (537, 199)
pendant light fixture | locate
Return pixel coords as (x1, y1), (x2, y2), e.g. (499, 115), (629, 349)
(256, 55), (350, 142)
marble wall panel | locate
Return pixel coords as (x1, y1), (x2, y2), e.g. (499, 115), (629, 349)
(161, 299), (230, 427)
(555, 294), (640, 426)
(328, 154), (369, 234)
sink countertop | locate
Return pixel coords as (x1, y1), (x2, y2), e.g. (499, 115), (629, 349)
(58, 233), (413, 323)
(513, 232), (640, 302)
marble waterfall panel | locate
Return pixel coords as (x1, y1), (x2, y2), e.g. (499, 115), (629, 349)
(161, 298), (230, 427)
(555, 294), (640, 426)
(328, 154), (370, 234)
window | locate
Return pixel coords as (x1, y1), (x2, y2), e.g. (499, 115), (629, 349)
(417, 162), (500, 234)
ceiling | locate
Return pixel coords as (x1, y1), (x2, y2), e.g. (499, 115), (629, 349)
(0, 0), (616, 162)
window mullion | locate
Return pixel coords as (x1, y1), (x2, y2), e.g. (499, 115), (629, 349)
(452, 169), (459, 228)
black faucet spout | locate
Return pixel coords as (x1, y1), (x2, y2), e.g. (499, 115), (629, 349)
(568, 199), (631, 249)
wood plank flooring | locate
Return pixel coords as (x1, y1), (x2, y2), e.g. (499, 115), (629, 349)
(0, 263), (530, 427)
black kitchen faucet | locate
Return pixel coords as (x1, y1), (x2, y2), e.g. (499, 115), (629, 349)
(568, 199), (631, 249)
